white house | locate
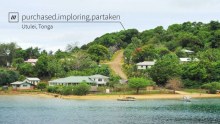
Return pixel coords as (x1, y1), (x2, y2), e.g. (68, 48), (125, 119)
(11, 81), (34, 90)
(24, 59), (38, 66)
(24, 77), (40, 86)
(181, 49), (194, 54)
(180, 58), (199, 63)
(88, 75), (109, 85)
(49, 74), (109, 86)
(136, 61), (155, 70)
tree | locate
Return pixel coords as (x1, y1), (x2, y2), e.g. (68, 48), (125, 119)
(35, 55), (49, 77)
(197, 49), (220, 62)
(65, 42), (80, 53)
(177, 33), (204, 52)
(93, 65), (110, 76)
(0, 69), (19, 86)
(12, 58), (24, 68)
(165, 77), (182, 94)
(128, 77), (152, 94)
(132, 45), (158, 63)
(37, 82), (47, 91)
(17, 63), (35, 77)
(87, 45), (109, 64)
(0, 42), (17, 66)
(181, 61), (207, 83)
(210, 30), (220, 48)
(47, 57), (65, 78)
(149, 54), (181, 86)
(107, 75), (120, 88)
(25, 47), (40, 59)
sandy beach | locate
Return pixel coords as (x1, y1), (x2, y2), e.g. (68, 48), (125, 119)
(1, 91), (220, 100)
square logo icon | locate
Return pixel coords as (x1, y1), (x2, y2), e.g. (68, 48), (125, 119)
(8, 12), (19, 23)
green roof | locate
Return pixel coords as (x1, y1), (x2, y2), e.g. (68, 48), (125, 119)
(49, 76), (96, 84)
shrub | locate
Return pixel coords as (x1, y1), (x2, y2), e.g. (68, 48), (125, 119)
(114, 84), (129, 92)
(182, 79), (203, 88)
(47, 86), (60, 93)
(61, 86), (74, 95)
(73, 82), (90, 96)
(37, 82), (47, 91)
(201, 82), (220, 94)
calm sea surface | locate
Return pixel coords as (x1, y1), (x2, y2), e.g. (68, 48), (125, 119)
(0, 95), (220, 124)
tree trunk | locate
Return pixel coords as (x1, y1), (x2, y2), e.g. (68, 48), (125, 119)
(136, 88), (139, 94)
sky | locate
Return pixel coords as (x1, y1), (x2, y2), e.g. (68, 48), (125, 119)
(0, 0), (220, 52)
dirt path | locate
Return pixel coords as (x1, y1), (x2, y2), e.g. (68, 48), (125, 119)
(175, 91), (192, 95)
(106, 50), (127, 80)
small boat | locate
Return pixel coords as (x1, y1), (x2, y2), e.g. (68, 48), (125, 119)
(117, 97), (136, 101)
(183, 96), (191, 102)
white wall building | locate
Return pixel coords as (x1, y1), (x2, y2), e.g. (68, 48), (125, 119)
(49, 74), (109, 86)
(24, 77), (40, 86)
(136, 61), (155, 70)
(11, 81), (34, 90)
(179, 58), (199, 63)
(24, 59), (38, 66)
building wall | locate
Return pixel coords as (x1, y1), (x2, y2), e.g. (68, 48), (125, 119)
(12, 83), (33, 90)
(137, 65), (146, 69)
(19, 83), (33, 89)
(137, 65), (152, 69)
(92, 78), (108, 85)
(26, 79), (40, 85)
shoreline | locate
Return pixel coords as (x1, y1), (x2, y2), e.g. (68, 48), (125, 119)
(1, 91), (220, 100)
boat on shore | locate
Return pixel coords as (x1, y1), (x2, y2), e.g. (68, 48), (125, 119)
(183, 96), (191, 102)
(117, 97), (136, 101)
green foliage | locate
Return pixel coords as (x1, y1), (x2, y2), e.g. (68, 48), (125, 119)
(62, 51), (96, 71)
(3, 21), (220, 89)
(85, 29), (139, 49)
(17, 63), (35, 77)
(107, 75), (120, 88)
(201, 82), (220, 94)
(47, 82), (90, 96)
(37, 82), (47, 91)
(114, 84), (129, 92)
(18, 75), (26, 81)
(87, 45), (109, 64)
(128, 77), (153, 94)
(197, 49), (220, 62)
(47, 57), (65, 78)
(35, 54), (49, 77)
(177, 33), (204, 52)
(149, 54), (181, 86)
(181, 62), (207, 82)
(0, 42), (17, 66)
(93, 65), (110, 76)
(47, 86), (60, 93)
(73, 82), (90, 95)
(12, 58), (24, 68)
(0, 69), (19, 86)
(60, 86), (75, 95)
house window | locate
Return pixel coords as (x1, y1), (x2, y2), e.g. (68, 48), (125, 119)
(98, 78), (102, 81)
(23, 85), (27, 87)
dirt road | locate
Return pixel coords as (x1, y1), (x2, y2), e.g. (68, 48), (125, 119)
(106, 50), (127, 80)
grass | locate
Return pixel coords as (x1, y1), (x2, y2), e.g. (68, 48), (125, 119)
(95, 89), (173, 95)
(182, 89), (207, 94)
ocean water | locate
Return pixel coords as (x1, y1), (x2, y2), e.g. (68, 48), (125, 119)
(0, 96), (220, 124)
